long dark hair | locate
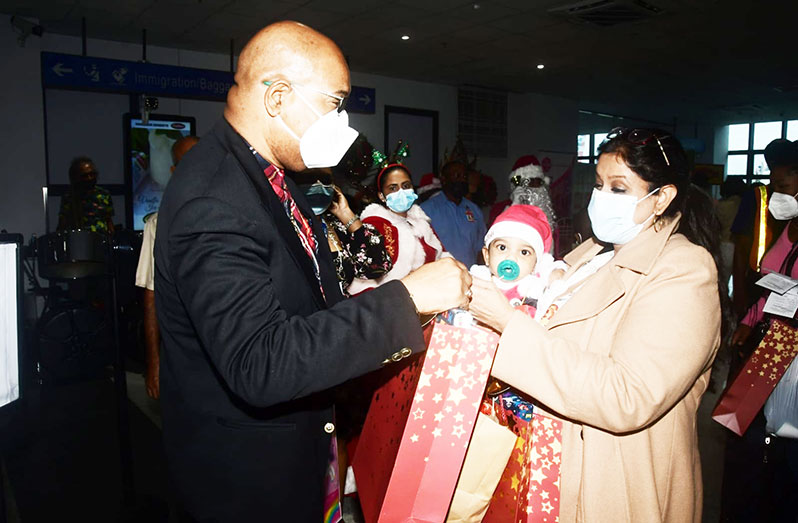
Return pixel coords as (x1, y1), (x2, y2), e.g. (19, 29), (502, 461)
(599, 128), (734, 345)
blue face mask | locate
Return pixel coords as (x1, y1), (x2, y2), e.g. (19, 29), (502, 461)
(385, 188), (418, 213)
(303, 181), (335, 215)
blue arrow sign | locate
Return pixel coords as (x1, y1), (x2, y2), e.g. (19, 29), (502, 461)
(41, 52), (234, 100)
(347, 85), (375, 114)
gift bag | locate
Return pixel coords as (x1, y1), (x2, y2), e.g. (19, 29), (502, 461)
(713, 318), (798, 436)
(352, 321), (500, 523)
(483, 412), (562, 523)
(447, 412), (517, 523)
(764, 355), (798, 438)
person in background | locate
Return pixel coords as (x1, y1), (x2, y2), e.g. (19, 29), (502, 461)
(348, 162), (444, 293)
(722, 163), (798, 523)
(57, 156), (114, 234)
(421, 160), (486, 267)
(717, 177), (746, 286)
(416, 172), (441, 203)
(298, 168), (392, 296)
(153, 21), (470, 521)
(135, 135), (199, 399)
(730, 139), (798, 316)
(468, 127), (731, 522)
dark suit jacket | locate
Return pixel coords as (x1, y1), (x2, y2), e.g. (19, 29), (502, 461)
(154, 119), (425, 521)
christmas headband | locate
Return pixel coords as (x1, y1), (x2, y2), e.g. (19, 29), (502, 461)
(374, 141), (411, 189)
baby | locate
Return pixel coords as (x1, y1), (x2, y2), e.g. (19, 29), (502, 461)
(471, 204), (566, 318)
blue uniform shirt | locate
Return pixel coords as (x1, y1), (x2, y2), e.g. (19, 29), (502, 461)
(421, 192), (486, 267)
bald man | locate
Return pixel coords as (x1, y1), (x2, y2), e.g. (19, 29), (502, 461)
(154, 21), (470, 521)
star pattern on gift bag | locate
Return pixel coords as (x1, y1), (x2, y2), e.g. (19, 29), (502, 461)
(483, 413), (562, 523)
(369, 321), (501, 521)
(406, 325), (500, 457)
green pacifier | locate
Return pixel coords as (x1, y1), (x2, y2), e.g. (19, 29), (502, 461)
(497, 259), (520, 281)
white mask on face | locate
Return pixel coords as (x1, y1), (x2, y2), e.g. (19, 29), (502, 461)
(587, 187), (660, 245)
(277, 87), (358, 169)
(768, 192), (798, 220)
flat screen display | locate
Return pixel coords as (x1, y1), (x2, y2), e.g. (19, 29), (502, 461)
(124, 114), (195, 230)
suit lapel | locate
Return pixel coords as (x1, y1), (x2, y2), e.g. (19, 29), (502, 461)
(218, 120), (328, 308)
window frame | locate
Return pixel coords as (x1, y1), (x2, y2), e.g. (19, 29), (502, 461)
(726, 120), (793, 184)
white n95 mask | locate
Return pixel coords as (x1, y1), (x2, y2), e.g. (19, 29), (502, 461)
(769, 192), (798, 220)
(278, 87), (358, 169)
(587, 187), (659, 245)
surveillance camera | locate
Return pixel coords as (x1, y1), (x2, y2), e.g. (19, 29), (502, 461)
(11, 16), (43, 47)
(143, 97), (159, 111)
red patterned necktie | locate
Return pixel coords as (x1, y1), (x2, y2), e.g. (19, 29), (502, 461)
(263, 164), (324, 299)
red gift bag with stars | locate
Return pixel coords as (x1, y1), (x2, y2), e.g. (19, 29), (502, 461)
(712, 318), (798, 436)
(482, 412), (562, 523)
(352, 321), (500, 523)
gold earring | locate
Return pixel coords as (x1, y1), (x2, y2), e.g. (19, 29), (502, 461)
(654, 214), (663, 233)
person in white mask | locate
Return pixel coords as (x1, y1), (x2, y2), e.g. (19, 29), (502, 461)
(466, 127), (732, 522)
(153, 21), (471, 521)
(348, 161), (445, 294)
(724, 145), (798, 522)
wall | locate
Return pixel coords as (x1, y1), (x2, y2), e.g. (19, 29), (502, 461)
(349, 72), (579, 201)
(0, 24), (579, 241)
(0, 14), (47, 241)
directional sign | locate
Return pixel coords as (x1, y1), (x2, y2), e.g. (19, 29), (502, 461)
(347, 85), (375, 114)
(41, 52), (234, 101)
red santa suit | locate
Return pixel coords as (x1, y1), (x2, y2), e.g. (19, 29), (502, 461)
(348, 203), (444, 294)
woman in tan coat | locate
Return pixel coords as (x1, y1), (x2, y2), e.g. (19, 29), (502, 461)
(470, 128), (732, 522)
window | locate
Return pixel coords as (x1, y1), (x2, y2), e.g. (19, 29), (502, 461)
(458, 87), (507, 158)
(576, 133), (609, 164)
(724, 119), (798, 183)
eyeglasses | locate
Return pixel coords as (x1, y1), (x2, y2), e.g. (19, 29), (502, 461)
(606, 127), (671, 166)
(263, 80), (348, 113)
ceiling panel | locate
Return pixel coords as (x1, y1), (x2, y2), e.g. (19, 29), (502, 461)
(5, 0), (798, 116)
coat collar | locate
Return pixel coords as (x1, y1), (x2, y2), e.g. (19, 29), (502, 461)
(213, 118), (342, 308)
(564, 213), (682, 276)
(550, 213), (682, 329)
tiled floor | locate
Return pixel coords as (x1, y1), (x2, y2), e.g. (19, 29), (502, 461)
(1, 358), (732, 522)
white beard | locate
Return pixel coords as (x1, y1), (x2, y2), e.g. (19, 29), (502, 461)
(511, 186), (557, 229)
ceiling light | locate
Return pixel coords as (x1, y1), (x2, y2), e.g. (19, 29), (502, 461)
(473, 3), (481, 8)
(401, 35), (410, 41)
(536, 64), (545, 70)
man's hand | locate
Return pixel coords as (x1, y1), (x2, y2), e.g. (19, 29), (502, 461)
(468, 277), (516, 333)
(145, 363), (160, 399)
(401, 258), (472, 314)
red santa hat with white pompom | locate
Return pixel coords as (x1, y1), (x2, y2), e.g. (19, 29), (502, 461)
(484, 204), (552, 261)
(509, 155), (550, 185)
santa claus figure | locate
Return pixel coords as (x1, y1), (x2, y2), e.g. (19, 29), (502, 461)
(488, 155), (557, 233)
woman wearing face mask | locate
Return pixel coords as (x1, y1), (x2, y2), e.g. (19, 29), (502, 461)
(721, 172), (798, 522)
(348, 163), (444, 294)
(468, 128), (732, 522)
(300, 169), (393, 297)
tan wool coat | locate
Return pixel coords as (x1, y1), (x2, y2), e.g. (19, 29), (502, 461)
(491, 214), (721, 522)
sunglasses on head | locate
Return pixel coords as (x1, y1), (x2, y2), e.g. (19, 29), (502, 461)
(606, 127), (671, 166)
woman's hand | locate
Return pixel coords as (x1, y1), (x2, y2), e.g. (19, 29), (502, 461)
(468, 277), (516, 333)
(731, 323), (752, 347)
(328, 186), (361, 232)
